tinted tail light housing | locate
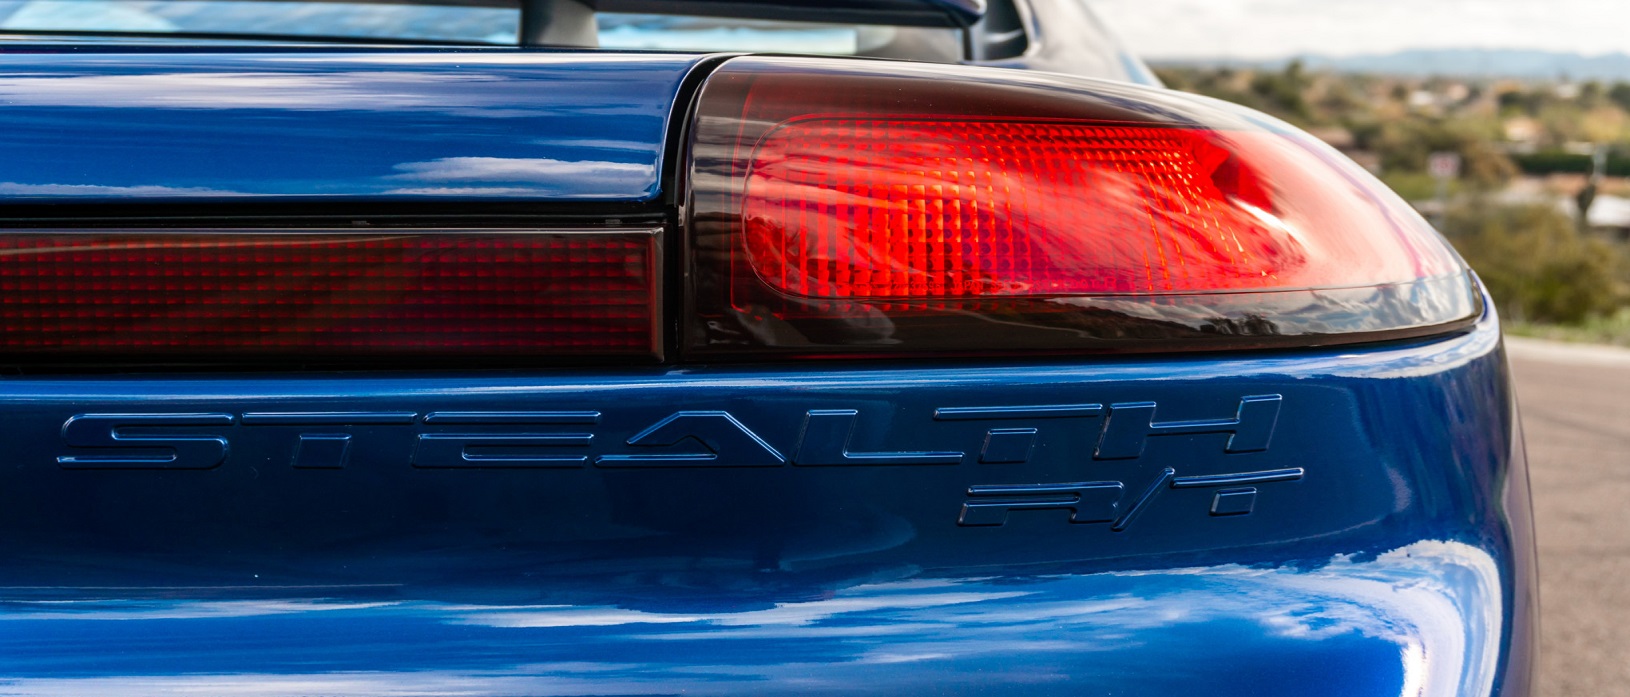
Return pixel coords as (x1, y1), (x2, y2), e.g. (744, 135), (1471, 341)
(682, 57), (1479, 358)
(0, 229), (661, 364)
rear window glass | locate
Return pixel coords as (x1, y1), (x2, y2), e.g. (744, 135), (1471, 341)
(598, 14), (961, 60)
(0, 0), (519, 43)
(0, 0), (965, 60)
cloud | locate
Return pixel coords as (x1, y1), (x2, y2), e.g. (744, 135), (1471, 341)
(1089, 0), (1630, 59)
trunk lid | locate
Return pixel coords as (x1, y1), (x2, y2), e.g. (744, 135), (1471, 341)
(0, 49), (705, 203)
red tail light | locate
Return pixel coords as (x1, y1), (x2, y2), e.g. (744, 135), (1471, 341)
(683, 58), (1478, 357)
(743, 120), (1454, 298)
(0, 230), (660, 363)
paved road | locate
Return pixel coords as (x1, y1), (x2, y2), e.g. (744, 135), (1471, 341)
(1508, 338), (1630, 697)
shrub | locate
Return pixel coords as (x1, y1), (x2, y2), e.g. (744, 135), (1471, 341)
(1441, 202), (1622, 324)
(1511, 150), (1630, 177)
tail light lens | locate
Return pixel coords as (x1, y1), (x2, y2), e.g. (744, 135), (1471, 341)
(0, 229), (660, 364)
(683, 57), (1479, 357)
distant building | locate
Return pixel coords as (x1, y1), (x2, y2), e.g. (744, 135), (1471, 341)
(1572, 194), (1630, 240)
(1503, 117), (1543, 152)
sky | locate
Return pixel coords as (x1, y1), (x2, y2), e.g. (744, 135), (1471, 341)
(1087, 0), (1630, 60)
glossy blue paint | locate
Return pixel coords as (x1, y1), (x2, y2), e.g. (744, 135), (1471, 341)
(0, 544), (1501, 696)
(0, 13), (1529, 694)
(0, 312), (1535, 695)
(0, 50), (704, 202)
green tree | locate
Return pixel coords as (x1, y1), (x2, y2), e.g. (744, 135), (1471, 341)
(1497, 87), (1552, 116)
(1152, 67), (1191, 91)
(1608, 82), (1630, 112)
(1315, 80), (1366, 122)
(1375, 118), (1517, 190)
(1247, 60), (1312, 122)
(1580, 81), (1607, 107)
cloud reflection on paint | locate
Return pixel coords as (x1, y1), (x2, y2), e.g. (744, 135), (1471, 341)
(0, 65), (657, 118)
(0, 182), (238, 196)
(382, 156), (653, 196)
(0, 541), (1500, 697)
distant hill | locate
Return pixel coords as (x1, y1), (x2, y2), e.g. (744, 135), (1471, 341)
(1156, 49), (1630, 81)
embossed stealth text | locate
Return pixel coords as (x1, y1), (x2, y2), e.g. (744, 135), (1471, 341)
(52, 395), (1301, 531)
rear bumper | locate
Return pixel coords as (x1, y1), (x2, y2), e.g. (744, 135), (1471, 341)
(0, 314), (1534, 696)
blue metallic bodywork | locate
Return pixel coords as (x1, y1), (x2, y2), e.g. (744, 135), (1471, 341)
(0, 50), (702, 202)
(0, 313), (1535, 695)
(0, 3), (1528, 694)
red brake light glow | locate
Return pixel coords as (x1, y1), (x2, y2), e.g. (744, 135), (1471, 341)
(743, 119), (1455, 299)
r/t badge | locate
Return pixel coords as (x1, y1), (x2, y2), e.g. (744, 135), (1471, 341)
(958, 468), (1304, 531)
(956, 395), (1298, 530)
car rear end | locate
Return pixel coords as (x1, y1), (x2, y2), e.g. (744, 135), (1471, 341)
(0, 3), (1534, 696)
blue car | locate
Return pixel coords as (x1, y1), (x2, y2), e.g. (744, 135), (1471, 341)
(0, 1), (1534, 695)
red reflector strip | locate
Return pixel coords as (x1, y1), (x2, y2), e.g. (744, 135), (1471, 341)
(0, 230), (659, 359)
(742, 119), (1459, 299)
